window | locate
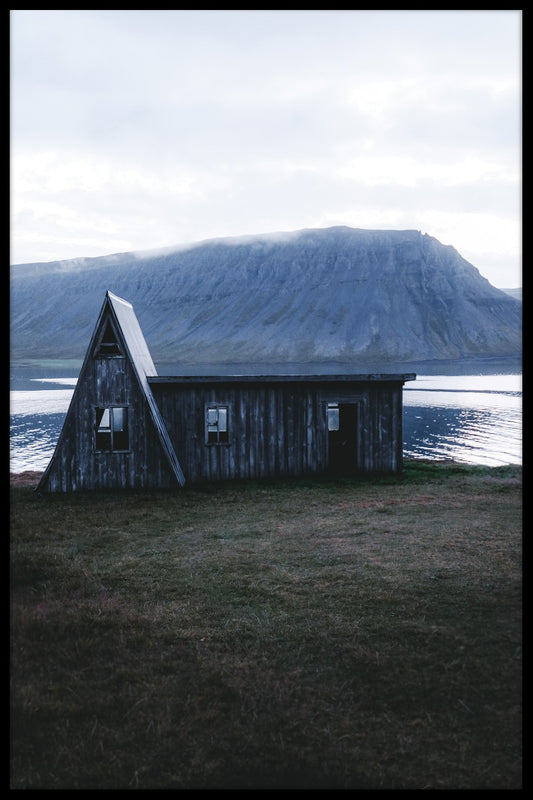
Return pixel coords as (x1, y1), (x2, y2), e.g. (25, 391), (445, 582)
(206, 405), (229, 444)
(94, 320), (123, 357)
(95, 406), (129, 451)
(327, 403), (340, 431)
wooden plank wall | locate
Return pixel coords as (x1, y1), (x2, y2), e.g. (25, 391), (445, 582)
(43, 356), (176, 492)
(153, 380), (405, 484)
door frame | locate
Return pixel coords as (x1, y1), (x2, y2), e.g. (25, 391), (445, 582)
(326, 400), (363, 475)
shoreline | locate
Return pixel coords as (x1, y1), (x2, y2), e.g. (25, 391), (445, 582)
(10, 471), (43, 487)
(10, 459), (522, 489)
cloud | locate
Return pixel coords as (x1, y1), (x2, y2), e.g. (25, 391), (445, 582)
(10, 10), (521, 288)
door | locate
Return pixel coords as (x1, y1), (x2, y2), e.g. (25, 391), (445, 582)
(327, 403), (359, 475)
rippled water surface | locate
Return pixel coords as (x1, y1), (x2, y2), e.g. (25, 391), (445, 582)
(10, 371), (521, 472)
(402, 374), (521, 467)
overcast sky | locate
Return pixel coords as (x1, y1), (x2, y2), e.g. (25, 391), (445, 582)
(10, 9), (521, 288)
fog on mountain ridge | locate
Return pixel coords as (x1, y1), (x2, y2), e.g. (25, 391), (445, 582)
(10, 227), (521, 367)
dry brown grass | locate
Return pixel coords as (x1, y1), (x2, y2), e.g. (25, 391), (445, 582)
(10, 461), (522, 789)
(9, 470), (43, 488)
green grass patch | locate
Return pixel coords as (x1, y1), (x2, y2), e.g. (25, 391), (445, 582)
(10, 464), (522, 789)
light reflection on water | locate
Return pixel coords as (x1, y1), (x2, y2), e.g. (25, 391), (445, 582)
(10, 381), (77, 472)
(9, 374), (522, 472)
(402, 375), (521, 467)
(402, 405), (521, 467)
(10, 386), (77, 416)
(10, 413), (70, 473)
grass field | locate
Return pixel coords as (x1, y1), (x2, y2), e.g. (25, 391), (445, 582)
(10, 461), (522, 789)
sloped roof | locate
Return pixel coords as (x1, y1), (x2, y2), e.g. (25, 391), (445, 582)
(106, 291), (157, 377)
(105, 291), (185, 486)
(149, 373), (416, 385)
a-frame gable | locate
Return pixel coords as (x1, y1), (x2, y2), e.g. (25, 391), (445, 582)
(37, 291), (185, 492)
(105, 292), (185, 486)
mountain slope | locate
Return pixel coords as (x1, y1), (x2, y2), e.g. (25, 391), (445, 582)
(10, 226), (522, 366)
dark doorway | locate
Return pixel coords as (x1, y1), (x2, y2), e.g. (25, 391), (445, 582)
(327, 403), (359, 475)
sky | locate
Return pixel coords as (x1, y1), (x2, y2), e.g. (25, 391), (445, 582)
(10, 9), (522, 288)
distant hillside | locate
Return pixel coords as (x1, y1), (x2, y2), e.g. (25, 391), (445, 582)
(10, 227), (522, 366)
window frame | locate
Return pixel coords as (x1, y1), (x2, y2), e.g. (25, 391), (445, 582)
(205, 403), (230, 445)
(94, 405), (130, 452)
(327, 402), (340, 431)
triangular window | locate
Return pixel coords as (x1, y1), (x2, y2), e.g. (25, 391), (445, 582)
(94, 320), (123, 358)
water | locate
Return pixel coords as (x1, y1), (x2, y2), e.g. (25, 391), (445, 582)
(402, 374), (521, 467)
(9, 367), (522, 473)
(10, 383), (78, 473)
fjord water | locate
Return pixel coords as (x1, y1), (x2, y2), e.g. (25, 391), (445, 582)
(10, 363), (522, 473)
(402, 373), (521, 467)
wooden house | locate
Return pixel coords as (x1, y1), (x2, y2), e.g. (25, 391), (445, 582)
(37, 291), (416, 492)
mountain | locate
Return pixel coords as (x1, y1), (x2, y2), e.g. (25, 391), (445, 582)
(501, 287), (522, 302)
(10, 226), (522, 367)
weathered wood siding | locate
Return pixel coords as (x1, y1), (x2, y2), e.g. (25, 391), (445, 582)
(152, 379), (405, 484)
(40, 355), (177, 492)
